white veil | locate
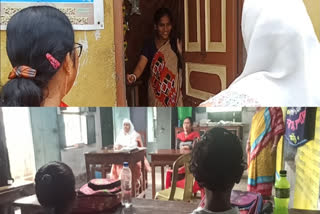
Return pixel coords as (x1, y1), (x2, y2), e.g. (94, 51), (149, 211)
(227, 0), (320, 106)
(114, 118), (139, 149)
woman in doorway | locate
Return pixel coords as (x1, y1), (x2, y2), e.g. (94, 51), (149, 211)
(111, 119), (151, 185)
(127, 7), (183, 107)
(200, 0), (320, 106)
(1, 6), (81, 107)
(247, 107), (285, 198)
(166, 117), (201, 194)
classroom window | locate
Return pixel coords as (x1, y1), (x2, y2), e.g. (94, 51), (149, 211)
(59, 107), (96, 148)
(1, 107), (36, 181)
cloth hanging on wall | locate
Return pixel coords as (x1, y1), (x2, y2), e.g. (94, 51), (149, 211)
(177, 107), (192, 127)
(284, 107), (316, 147)
(0, 109), (12, 187)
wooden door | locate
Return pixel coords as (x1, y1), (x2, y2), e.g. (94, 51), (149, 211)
(182, 0), (240, 106)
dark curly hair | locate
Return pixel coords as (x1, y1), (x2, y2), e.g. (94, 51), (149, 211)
(35, 161), (76, 214)
(190, 127), (245, 192)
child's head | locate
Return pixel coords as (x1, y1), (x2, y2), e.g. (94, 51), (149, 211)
(35, 161), (76, 213)
(190, 127), (245, 192)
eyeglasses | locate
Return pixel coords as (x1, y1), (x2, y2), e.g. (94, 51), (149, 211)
(74, 43), (83, 58)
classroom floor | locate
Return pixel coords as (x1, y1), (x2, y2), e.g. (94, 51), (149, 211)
(145, 167), (248, 199)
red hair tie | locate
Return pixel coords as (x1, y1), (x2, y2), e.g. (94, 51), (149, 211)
(46, 53), (61, 69)
(8, 66), (37, 79)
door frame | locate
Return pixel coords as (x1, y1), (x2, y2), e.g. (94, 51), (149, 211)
(114, 0), (127, 106)
(237, 0), (245, 77)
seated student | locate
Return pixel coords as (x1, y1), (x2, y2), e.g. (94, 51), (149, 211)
(35, 161), (76, 214)
(190, 127), (245, 214)
(166, 117), (200, 192)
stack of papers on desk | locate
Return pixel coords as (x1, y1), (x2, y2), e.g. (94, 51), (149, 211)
(114, 147), (139, 153)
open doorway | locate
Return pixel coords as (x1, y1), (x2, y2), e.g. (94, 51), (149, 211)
(124, 1), (183, 106)
(121, 0), (244, 106)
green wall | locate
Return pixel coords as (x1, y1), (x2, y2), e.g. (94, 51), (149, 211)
(29, 107), (61, 170)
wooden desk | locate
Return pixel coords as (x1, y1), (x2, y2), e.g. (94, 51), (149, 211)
(14, 195), (197, 214)
(0, 180), (34, 214)
(14, 195), (320, 214)
(85, 148), (146, 197)
(14, 195), (43, 214)
(149, 149), (182, 199)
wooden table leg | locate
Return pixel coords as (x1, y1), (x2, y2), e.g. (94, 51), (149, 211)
(130, 164), (136, 197)
(161, 165), (164, 190)
(152, 163), (156, 199)
(141, 158), (145, 194)
(85, 160), (90, 182)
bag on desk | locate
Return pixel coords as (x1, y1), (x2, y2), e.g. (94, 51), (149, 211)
(72, 179), (121, 213)
(231, 190), (263, 214)
(88, 178), (121, 191)
(72, 194), (121, 214)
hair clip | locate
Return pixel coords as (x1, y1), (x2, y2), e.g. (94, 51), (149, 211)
(8, 66), (37, 79)
(46, 53), (61, 69)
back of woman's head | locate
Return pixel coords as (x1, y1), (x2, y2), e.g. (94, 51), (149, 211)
(1, 6), (74, 106)
(190, 128), (245, 192)
(35, 161), (76, 214)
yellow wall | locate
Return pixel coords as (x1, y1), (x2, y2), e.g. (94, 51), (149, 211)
(0, 0), (116, 106)
(276, 108), (320, 209)
(293, 108), (320, 209)
(304, 0), (320, 40)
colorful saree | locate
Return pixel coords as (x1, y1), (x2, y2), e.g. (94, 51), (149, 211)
(148, 40), (182, 107)
(247, 107), (285, 196)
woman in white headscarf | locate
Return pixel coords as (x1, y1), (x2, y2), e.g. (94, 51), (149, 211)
(111, 119), (151, 183)
(201, 0), (320, 107)
(113, 118), (141, 151)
